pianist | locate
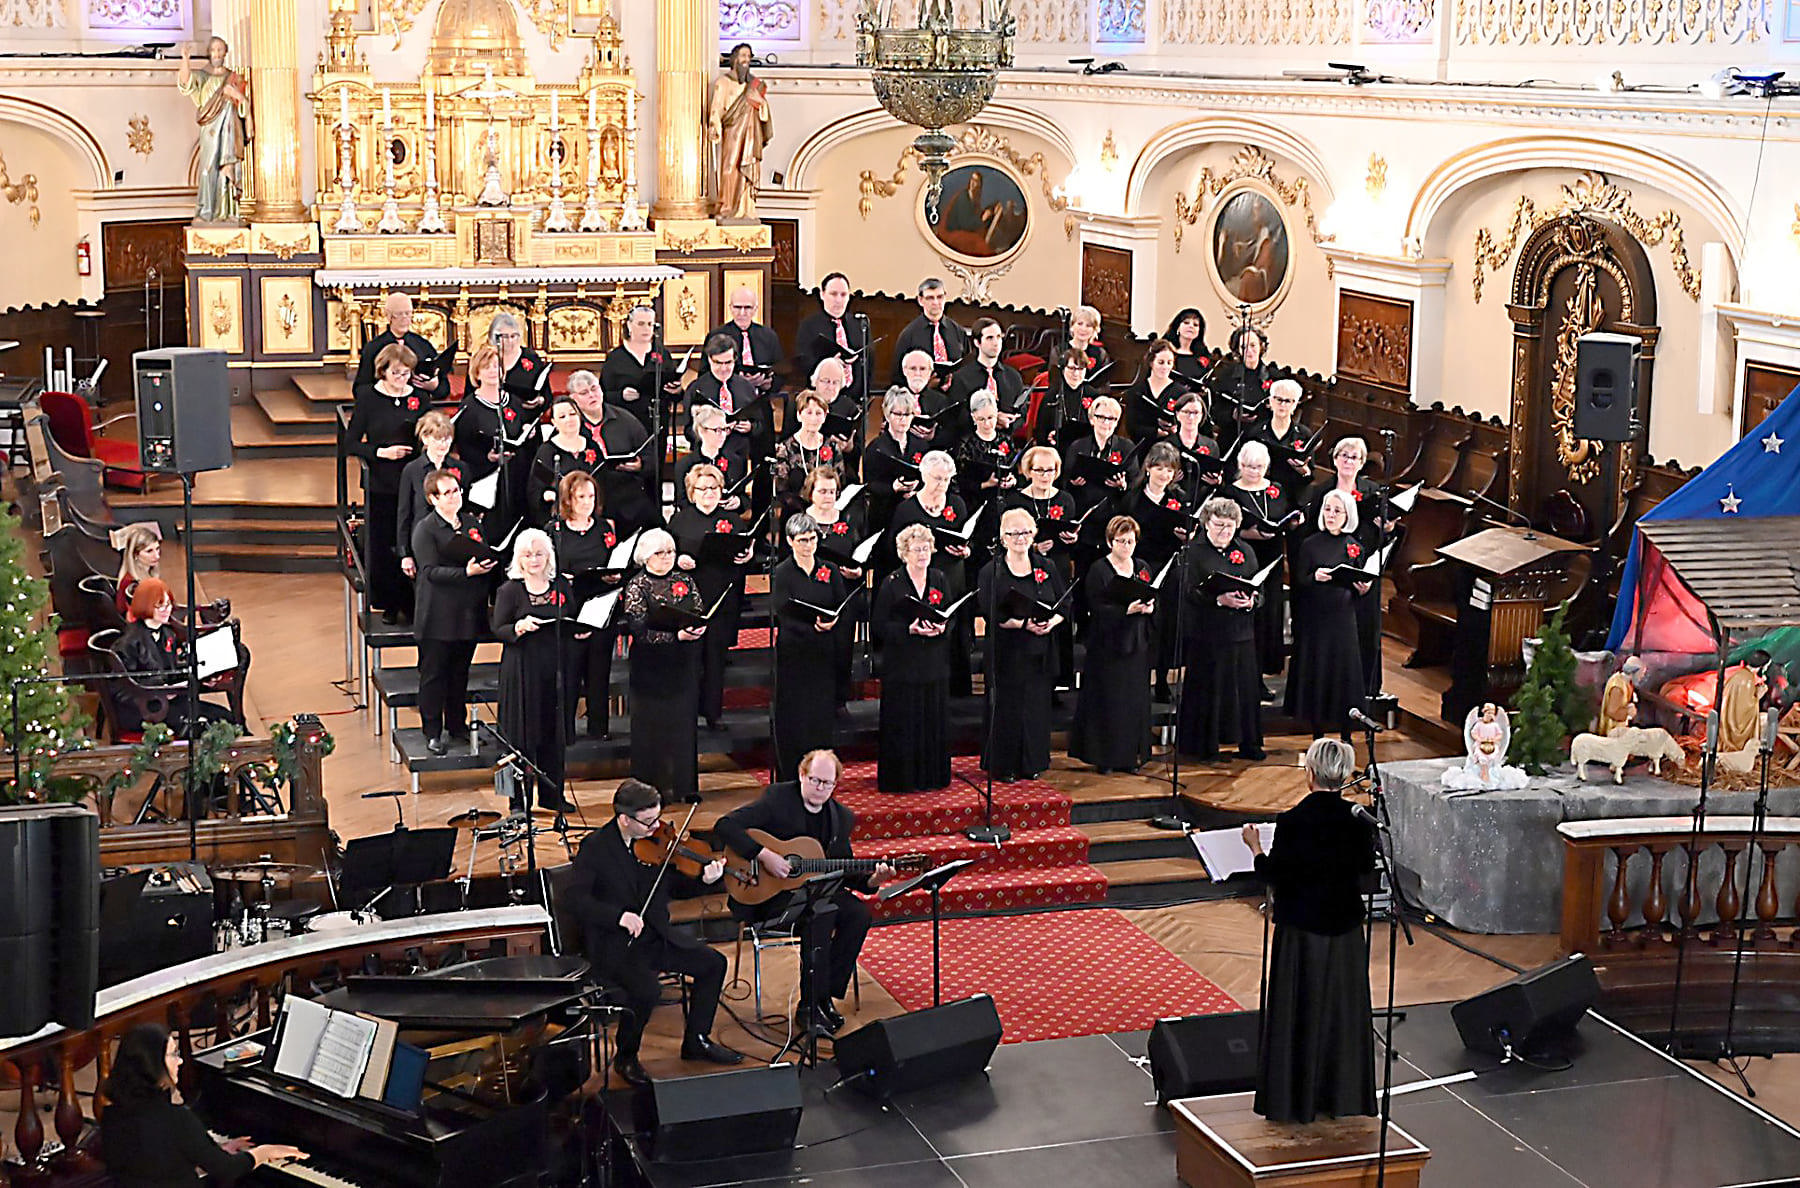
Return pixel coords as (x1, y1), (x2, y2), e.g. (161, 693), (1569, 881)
(570, 779), (744, 1085)
(100, 1023), (305, 1188)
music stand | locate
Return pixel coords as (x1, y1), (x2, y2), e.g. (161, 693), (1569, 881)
(342, 828), (457, 917)
(770, 871), (847, 1070)
(880, 859), (978, 1007)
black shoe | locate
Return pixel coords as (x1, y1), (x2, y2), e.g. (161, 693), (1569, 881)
(681, 1034), (743, 1064)
(381, 608), (400, 625)
(794, 1005), (839, 1035)
(538, 798), (576, 814)
(425, 734), (448, 756)
(1239, 748), (1267, 761)
(611, 1055), (650, 1087)
(821, 1000), (846, 1031)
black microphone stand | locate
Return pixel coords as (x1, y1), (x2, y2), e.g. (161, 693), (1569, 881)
(1370, 427), (1396, 699)
(968, 497), (1011, 844)
(1359, 717), (1414, 1188)
(651, 338), (668, 519)
(1716, 706), (1777, 1096)
(473, 717), (560, 873)
(1155, 528), (1198, 832)
(1668, 640), (1727, 1056)
(766, 526), (781, 785)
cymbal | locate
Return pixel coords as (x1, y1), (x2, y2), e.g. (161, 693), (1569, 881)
(447, 808), (505, 831)
(212, 861), (319, 884)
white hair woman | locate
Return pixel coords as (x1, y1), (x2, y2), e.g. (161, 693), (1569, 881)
(1178, 497), (1265, 761)
(978, 506), (1067, 781)
(487, 310), (550, 415)
(1252, 379), (1311, 480)
(893, 448), (974, 695)
(619, 526), (707, 800)
(1304, 434), (1389, 693)
(1284, 488), (1370, 738)
(1228, 437), (1296, 679)
(674, 402), (747, 514)
(871, 522), (954, 793)
(1064, 392), (1132, 510)
(1241, 736), (1378, 1124)
(492, 527), (583, 816)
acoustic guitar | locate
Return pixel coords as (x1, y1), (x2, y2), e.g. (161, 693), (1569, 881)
(726, 828), (929, 908)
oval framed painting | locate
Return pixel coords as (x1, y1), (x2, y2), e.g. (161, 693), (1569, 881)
(1206, 181), (1293, 311)
(918, 158), (1033, 268)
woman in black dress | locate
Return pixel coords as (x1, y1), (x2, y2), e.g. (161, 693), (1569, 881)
(100, 1023), (303, 1188)
(1165, 308), (1213, 387)
(620, 528), (707, 800)
(1228, 440), (1296, 679)
(669, 463), (753, 730)
(412, 468), (498, 754)
(1158, 391), (1223, 502)
(1062, 395), (1133, 528)
(348, 342), (426, 622)
(871, 523), (953, 793)
(861, 387), (927, 544)
(397, 411), (466, 612)
(493, 528), (584, 816)
(1125, 339), (1188, 443)
(772, 390), (852, 518)
(892, 450), (974, 696)
(1123, 443), (1191, 697)
(600, 303), (679, 427)
(978, 507), (1067, 782)
(553, 471), (624, 740)
(955, 392), (1019, 514)
(1242, 737), (1378, 1124)
(1285, 489), (1370, 738)
(454, 343), (527, 536)
(114, 579), (240, 735)
(526, 397), (596, 526)
(1180, 498), (1264, 760)
(1302, 435), (1390, 694)
(770, 513), (848, 780)
(1245, 378), (1314, 486)
(671, 404), (752, 515)
(490, 310), (551, 419)
(1208, 325), (1272, 444)
(803, 467), (867, 704)
(1071, 515), (1156, 773)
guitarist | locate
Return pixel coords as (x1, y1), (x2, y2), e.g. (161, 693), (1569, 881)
(716, 749), (895, 1035)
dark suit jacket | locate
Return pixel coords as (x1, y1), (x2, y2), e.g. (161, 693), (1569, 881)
(1252, 789), (1376, 935)
(708, 321), (786, 378)
(354, 328), (439, 390)
(410, 511), (491, 641)
(891, 315), (969, 384)
(568, 822), (709, 966)
(795, 310), (870, 389)
(716, 782), (872, 893)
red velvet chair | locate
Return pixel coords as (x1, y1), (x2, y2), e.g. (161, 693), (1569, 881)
(39, 390), (146, 491)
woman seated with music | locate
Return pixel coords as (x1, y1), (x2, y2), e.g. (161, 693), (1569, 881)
(113, 578), (244, 737)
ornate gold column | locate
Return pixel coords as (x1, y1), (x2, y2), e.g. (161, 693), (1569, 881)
(650, 0), (711, 221)
(243, 0), (306, 222)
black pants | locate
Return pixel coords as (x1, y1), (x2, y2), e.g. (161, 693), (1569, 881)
(366, 490), (408, 613)
(566, 629), (616, 738)
(418, 639), (476, 740)
(737, 889), (871, 1001)
(595, 931), (727, 1058)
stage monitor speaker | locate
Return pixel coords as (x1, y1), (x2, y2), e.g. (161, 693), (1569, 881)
(1147, 1010), (1260, 1103)
(638, 1063), (802, 1163)
(99, 862), (214, 988)
(1452, 954), (1599, 1058)
(1574, 333), (1640, 443)
(0, 805), (100, 1038)
(133, 347), (233, 474)
(834, 994), (1003, 1099)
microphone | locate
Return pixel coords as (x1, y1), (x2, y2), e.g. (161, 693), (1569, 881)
(494, 751), (523, 770)
(1763, 706), (1780, 755)
(1348, 706), (1386, 733)
(1350, 802), (1384, 829)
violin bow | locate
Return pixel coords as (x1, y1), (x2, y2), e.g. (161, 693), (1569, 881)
(628, 799), (700, 947)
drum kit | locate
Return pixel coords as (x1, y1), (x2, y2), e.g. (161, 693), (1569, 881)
(212, 858), (325, 949)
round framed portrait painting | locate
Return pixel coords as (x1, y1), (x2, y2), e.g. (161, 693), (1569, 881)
(1207, 183), (1292, 310)
(918, 159), (1032, 268)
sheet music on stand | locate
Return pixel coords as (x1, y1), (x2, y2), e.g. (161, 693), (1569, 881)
(1189, 824), (1273, 882)
(194, 627), (237, 678)
(271, 997), (384, 1099)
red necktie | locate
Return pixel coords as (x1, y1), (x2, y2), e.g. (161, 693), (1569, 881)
(931, 324), (947, 364)
(985, 369), (996, 394)
(835, 319), (852, 385)
(741, 333), (754, 367)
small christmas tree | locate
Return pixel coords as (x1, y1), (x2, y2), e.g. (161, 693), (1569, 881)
(1510, 605), (1582, 776)
(0, 505), (84, 803)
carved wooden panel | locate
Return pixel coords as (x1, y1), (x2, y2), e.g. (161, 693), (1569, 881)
(101, 219), (187, 291)
(1743, 362), (1800, 438)
(1336, 290), (1413, 394)
(767, 218), (798, 284)
(1080, 243), (1132, 328)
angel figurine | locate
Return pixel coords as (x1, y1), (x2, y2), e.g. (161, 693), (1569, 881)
(1442, 702), (1530, 792)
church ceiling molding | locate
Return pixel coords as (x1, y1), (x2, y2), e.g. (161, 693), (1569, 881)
(1404, 135), (1743, 269)
(0, 97), (110, 190)
(1123, 115), (1333, 217)
(783, 102), (1077, 193)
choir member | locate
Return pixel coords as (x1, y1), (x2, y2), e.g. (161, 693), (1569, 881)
(685, 332), (770, 486)
(527, 396), (597, 526)
(553, 471), (623, 740)
(1164, 307), (1212, 386)
(896, 348), (953, 444)
(978, 507), (1067, 782)
(797, 356), (866, 476)
(1071, 516), (1156, 774)
(803, 466), (866, 706)
(492, 528), (582, 816)
(861, 388), (928, 543)
(1124, 443), (1192, 696)
(955, 392), (1019, 513)
(348, 343), (426, 620)
(1126, 338), (1192, 443)
(946, 317), (1025, 439)
(1303, 436), (1390, 694)
(769, 514), (848, 780)
(793, 272), (870, 401)
(619, 530), (707, 801)
(1180, 498), (1264, 760)
(890, 276), (969, 384)
(893, 450), (974, 696)
(1242, 738), (1378, 1124)
(454, 343), (527, 539)
(1062, 394), (1133, 532)
(113, 521), (163, 619)
(1245, 378), (1314, 484)
(113, 579), (240, 735)
(1007, 445), (1079, 570)
(871, 524), (953, 793)
(353, 291), (443, 396)
(1036, 350), (1104, 447)
(1061, 303), (1108, 374)
(570, 366), (657, 534)
(1285, 489), (1370, 739)
(669, 465), (752, 730)
(672, 404), (751, 514)
(1157, 391), (1224, 501)
(569, 779), (740, 1088)
(772, 389), (852, 517)
(710, 286), (785, 403)
(489, 311), (551, 418)
(411, 469), (496, 754)
(100, 1023), (305, 1187)
(397, 411), (466, 601)
(600, 304), (678, 429)
(1229, 440), (1295, 677)
(1208, 325), (1272, 437)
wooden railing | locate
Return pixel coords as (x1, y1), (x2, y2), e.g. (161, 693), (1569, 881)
(0, 906), (549, 1181)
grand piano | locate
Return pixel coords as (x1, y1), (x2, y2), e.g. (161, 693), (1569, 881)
(192, 957), (590, 1188)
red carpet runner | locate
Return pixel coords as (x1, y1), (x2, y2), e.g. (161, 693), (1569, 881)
(831, 756), (1109, 920)
(858, 908), (1241, 1043)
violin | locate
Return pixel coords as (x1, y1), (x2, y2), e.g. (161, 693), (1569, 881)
(629, 821), (754, 888)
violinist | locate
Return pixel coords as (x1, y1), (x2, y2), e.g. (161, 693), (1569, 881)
(569, 779), (741, 1087)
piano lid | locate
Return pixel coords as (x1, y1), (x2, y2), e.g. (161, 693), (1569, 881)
(314, 975), (586, 1031)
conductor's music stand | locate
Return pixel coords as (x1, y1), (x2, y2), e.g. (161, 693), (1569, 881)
(342, 827), (457, 918)
(880, 859), (978, 1007)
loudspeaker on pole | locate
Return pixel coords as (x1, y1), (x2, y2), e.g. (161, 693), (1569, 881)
(133, 347), (234, 474)
(1573, 333), (1640, 443)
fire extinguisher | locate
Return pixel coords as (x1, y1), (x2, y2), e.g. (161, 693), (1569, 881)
(75, 236), (92, 277)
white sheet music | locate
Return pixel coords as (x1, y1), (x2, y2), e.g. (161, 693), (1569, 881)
(1389, 482), (1423, 514)
(578, 589), (621, 628)
(194, 627), (237, 679)
(468, 471), (499, 509)
(271, 995), (379, 1098)
(608, 529), (642, 570)
(1190, 824), (1274, 883)
(852, 532), (883, 565)
(838, 483), (864, 508)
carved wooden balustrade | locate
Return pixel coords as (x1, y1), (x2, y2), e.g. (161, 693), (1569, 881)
(0, 907), (549, 1184)
(1559, 817), (1800, 1049)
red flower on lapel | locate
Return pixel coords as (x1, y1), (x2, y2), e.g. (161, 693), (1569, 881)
(820, 445), (835, 462)
(603, 531), (617, 548)
(649, 352), (662, 365)
(671, 579), (690, 598)
(1165, 498), (1181, 510)
(942, 506), (957, 523)
(1266, 484), (1281, 498)
(1032, 568), (1048, 583)
(1198, 445), (1211, 455)
(1047, 504), (1064, 520)
(814, 565), (831, 582)
(1229, 549), (1245, 564)
(583, 448), (598, 464)
(1138, 568), (1151, 582)
(1352, 490), (1364, 502)
(503, 407), (517, 421)
(1107, 451), (1122, 465)
(1198, 355), (1212, 367)
(467, 528), (481, 540)
(714, 518), (734, 533)
(1081, 396), (1094, 410)
(910, 452), (924, 463)
(521, 358), (534, 371)
(1346, 542), (1362, 559)
(927, 587), (943, 605)
(830, 521), (848, 535)
(406, 396), (420, 411)
(1262, 379), (1272, 390)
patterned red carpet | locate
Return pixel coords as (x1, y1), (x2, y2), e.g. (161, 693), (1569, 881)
(859, 907), (1241, 1043)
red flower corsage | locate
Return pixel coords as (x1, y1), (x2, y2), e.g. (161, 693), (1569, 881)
(910, 452), (924, 463)
(1107, 451), (1122, 465)
(603, 531), (617, 547)
(714, 518), (734, 533)
(1032, 568), (1048, 583)
(1346, 542), (1362, 559)
(521, 358), (534, 370)
(649, 352), (662, 364)
(820, 445), (835, 461)
(927, 587), (943, 605)
(503, 408), (517, 421)
(998, 442), (1013, 455)
(1165, 498), (1181, 510)
(552, 591), (566, 605)
(1229, 550), (1245, 564)
(584, 449), (598, 464)
(1352, 490), (1364, 502)
(671, 580), (690, 598)
(1262, 379), (1272, 389)
(467, 528), (481, 540)
(406, 396), (420, 411)
(1047, 504), (1065, 520)
(814, 565), (831, 582)
(943, 506), (957, 522)
(719, 456), (732, 470)
(1138, 568), (1151, 582)
(1198, 445), (1211, 455)
(1266, 484), (1281, 498)
(830, 521), (848, 535)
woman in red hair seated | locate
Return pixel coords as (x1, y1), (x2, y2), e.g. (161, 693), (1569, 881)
(113, 578), (240, 735)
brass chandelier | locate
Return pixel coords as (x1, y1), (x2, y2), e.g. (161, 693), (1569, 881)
(856, 1), (1016, 224)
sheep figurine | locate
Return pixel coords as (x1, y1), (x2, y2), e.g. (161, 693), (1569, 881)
(1570, 726), (1686, 784)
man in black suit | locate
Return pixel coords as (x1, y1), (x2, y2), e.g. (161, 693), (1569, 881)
(715, 749), (894, 1034)
(709, 286), (786, 398)
(569, 779), (743, 1086)
(946, 316), (1025, 441)
(794, 272), (870, 400)
(890, 277), (968, 385)
(354, 292), (446, 394)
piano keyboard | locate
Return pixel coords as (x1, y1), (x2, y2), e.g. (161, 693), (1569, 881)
(207, 1130), (360, 1188)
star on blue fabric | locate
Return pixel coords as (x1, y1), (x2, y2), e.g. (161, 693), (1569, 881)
(1764, 431), (1784, 454)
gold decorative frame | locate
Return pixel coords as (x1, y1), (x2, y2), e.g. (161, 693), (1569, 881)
(1171, 145), (1328, 257)
(259, 276), (314, 354)
(858, 124), (1075, 240)
(196, 276), (244, 354)
(1202, 179), (1296, 314)
(913, 155), (1034, 271)
(660, 271), (709, 347)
